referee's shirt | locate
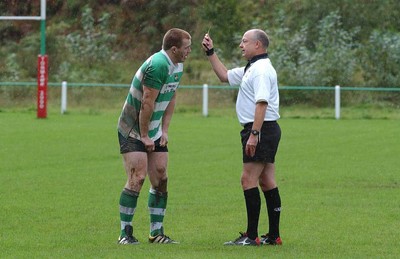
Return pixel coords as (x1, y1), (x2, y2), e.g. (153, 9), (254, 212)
(227, 56), (280, 125)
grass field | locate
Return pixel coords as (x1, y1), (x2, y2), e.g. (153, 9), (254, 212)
(0, 109), (399, 258)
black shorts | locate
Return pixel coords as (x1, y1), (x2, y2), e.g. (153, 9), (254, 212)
(241, 121), (281, 163)
(118, 132), (168, 154)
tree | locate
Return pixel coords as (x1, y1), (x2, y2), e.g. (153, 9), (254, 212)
(361, 30), (400, 87)
(66, 5), (116, 65)
(199, 0), (249, 60)
(269, 11), (358, 87)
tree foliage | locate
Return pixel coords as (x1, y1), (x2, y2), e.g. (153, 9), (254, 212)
(361, 31), (400, 87)
(1, 0), (400, 89)
(66, 5), (116, 64)
(271, 11), (358, 86)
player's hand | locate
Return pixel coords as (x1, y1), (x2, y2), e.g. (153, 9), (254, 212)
(141, 136), (155, 152)
(160, 132), (168, 147)
(202, 33), (213, 51)
(245, 135), (258, 157)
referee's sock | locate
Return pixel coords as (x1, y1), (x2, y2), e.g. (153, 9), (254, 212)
(244, 187), (261, 240)
(263, 187), (281, 239)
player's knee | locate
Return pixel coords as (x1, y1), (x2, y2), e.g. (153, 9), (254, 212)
(127, 168), (146, 188)
(156, 165), (167, 176)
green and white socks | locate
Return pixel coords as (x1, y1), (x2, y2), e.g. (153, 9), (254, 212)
(119, 188), (138, 237)
(148, 188), (168, 237)
(119, 188), (168, 238)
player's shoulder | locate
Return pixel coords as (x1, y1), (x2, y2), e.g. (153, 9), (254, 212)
(150, 51), (170, 67)
(142, 51), (169, 75)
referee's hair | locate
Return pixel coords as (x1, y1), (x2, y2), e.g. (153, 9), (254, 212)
(162, 28), (191, 50)
(253, 29), (269, 49)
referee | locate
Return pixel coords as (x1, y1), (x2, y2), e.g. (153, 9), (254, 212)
(202, 29), (282, 246)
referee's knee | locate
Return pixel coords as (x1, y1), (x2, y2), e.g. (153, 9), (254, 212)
(241, 174), (258, 189)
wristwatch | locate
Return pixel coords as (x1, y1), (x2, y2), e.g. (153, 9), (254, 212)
(251, 130), (260, 136)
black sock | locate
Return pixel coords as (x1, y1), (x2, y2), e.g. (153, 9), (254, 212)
(244, 187), (261, 240)
(264, 187), (281, 238)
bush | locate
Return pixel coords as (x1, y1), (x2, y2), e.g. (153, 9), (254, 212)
(65, 5), (117, 65)
(360, 30), (400, 87)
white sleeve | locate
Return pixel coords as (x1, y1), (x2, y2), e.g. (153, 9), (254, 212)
(253, 74), (270, 103)
(227, 67), (245, 86)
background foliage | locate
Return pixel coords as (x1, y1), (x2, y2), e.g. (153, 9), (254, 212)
(1, 0), (400, 106)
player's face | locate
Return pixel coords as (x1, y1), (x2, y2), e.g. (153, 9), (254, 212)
(239, 32), (257, 60)
(175, 38), (192, 63)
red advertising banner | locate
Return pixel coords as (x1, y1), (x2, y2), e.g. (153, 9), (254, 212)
(37, 55), (48, 118)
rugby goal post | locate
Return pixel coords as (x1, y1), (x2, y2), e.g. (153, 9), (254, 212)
(0, 0), (47, 118)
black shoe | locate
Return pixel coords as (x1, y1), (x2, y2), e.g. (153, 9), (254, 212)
(149, 234), (179, 244)
(223, 232), (260, 246)
(260, 233), (282, 245)
(117, 225), (139, 245)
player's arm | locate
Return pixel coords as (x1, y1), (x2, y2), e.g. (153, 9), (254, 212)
(246, 101), (268, 157)
(202, 34), (229, 83)
(160, 92), (176, 147)
(139, 85), (159, 151)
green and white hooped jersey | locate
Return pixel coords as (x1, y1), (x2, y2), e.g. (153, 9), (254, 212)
(118, 50), (183, 140)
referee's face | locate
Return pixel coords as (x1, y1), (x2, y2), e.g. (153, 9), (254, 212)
(239, 31), (257, 60)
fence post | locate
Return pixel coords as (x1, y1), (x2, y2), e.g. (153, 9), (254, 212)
(335, 85), (340, 120)
(61, 81), (67, 114)
(202, 84), (208, 117)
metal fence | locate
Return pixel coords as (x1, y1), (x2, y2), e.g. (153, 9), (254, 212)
(1, 81), (400, 119)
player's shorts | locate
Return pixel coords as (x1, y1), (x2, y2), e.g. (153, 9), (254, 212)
(118, 132), (168, 154)
(240, 121), (281, 163)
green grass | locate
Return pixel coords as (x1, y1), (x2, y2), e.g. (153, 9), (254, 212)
(0, 110), (399, 258)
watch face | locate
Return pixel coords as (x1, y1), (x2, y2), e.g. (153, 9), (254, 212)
(251, 130), (259, 135)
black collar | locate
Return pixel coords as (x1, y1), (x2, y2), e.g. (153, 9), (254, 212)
(244, 53), (269, 73)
